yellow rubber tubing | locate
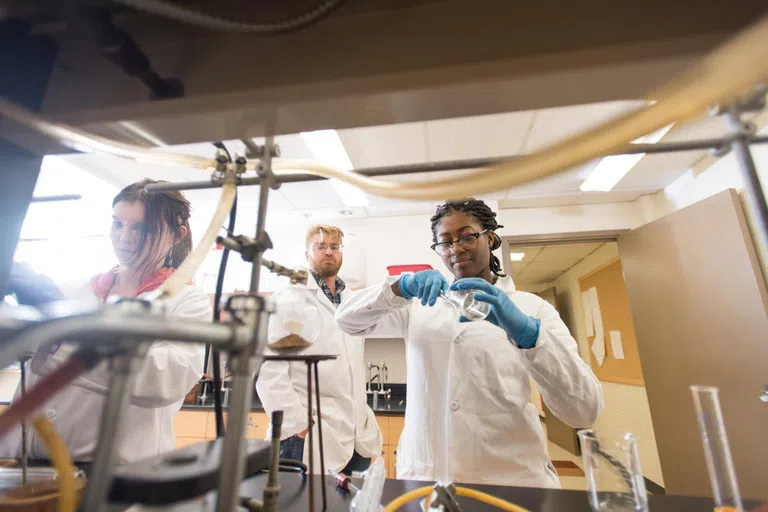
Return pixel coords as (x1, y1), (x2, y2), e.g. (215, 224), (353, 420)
(32, 416), (77, 512)
(382, 485), (531, 512)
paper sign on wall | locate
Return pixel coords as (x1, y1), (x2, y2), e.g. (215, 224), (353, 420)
(588, 287), (603, 335)
(591, 324), (606, 367)
(587, 286), (606, 367)
(610, 330), (625, 360)
(581, 290), (594, 337)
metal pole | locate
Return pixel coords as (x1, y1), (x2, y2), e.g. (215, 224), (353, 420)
(215, 141), (275, 512)
(307, 361), (315, 512)
(81, 345), (145, 511)
(19, 359), (27, 486)
(313, 362), (327, 510)
(143, 135), (768, 193)
(726, 111), (768, 261)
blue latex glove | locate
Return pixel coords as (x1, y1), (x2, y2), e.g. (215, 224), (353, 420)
(398, 270), (449, 307)
(450, 278), (540, 349)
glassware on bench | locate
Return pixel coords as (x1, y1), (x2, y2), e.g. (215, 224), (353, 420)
(267, 284), (323, 353)
(578, 429), (648, 511)
(691, 385), (744, 512)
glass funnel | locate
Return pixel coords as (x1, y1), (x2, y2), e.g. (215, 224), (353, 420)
(267, 284), (323, 352)
(437, 289), (491, 321)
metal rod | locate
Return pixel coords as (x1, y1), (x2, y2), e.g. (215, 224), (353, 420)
(314, 362), (327, 510)
(727, 112), (768, 262)
(81, 345), (145, 511)
(29, 194), (82, 203)
(263, 410), (282, 511)
(307, 361), (315, 512)
(215, 353), (258, 512)
(19, 359), (27, 486)
(250, 138), (273, 294)
(0, 311), (236, 371)
(216, 143), (274, 512)
(143, 135), (768, 193)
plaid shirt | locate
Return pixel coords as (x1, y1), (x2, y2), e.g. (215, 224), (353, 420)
(312, 272), (346, 307)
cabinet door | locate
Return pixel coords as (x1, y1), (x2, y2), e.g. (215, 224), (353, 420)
(389, 416), (404, 448)
(175, 437), (206, 449)
(246, 412), (269, 440)
(173, 411), (208, 438)
(375, 415), (390, 446)
(386, 445), (397, 479)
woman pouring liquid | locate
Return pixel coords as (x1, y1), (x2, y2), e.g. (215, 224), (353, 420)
(335, 199), (603, 487)
(0, 180), (210, 464)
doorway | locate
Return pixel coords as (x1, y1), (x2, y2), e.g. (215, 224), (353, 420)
(501, 235), (663, 493)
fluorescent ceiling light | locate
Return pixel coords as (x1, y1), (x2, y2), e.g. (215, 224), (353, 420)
(300, 129), (369, 207)
(580, 124), (674, 192)
(509, 252), (526, 261)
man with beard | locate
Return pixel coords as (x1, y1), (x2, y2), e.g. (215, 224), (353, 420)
(256, 225), (382, 475)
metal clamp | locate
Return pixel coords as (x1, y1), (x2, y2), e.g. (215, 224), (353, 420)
(420, 483), (462, 512)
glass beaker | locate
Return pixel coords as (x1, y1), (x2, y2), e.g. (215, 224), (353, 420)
(578, 429), (648, 511)
(690, 386), (743, 512)
(438, 289), (491, 321)
(267, 284), (323, 352)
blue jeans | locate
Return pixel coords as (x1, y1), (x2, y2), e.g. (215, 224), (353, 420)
(279, 435), (371, 475)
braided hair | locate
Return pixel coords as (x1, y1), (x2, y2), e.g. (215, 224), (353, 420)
(430, 198), (506, 277)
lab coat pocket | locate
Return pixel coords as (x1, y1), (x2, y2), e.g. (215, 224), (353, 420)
(470, 346), (523, 404)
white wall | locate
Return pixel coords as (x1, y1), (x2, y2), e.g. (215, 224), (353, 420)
(548, 243), (664, 486)
(363, 338), (407, 384)
(639, 123), (768, 284)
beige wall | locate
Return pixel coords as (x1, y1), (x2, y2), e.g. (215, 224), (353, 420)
(547, 242), (664, 486)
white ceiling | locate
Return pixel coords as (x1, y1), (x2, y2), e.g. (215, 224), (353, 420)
(60, 98), (732, 221)
(509, 242), (606, 285)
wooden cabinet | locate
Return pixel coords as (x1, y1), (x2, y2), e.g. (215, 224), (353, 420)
(174, 410), (270, 448)
(375, 414), (404, 479)
(173, 410), (209, 439)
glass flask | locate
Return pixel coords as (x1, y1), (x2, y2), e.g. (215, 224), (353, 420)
(690, 386), (743, 512)
(267, 284), (323, 353)
(437, 289), (491, 321)
(578, 429), (648, 511)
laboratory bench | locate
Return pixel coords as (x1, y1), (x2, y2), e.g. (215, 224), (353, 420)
(106, 472), (762, 512)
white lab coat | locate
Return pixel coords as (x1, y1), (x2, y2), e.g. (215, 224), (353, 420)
(0, 282), (210, 464)
(256, 277), (382, 473)
(335, 276), (603, 487)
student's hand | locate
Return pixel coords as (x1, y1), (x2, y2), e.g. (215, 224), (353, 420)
(450, 278), (540, 349)
(398, 270), (448, 306)
(297, 426), (310, 439)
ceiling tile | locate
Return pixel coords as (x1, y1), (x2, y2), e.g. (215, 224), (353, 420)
(426, 111), (536, 161)
(522, 100), (646, 153)
(278, 181), (345, 210)
(338, 122), (427, 168)
(536, 243), (602, 262)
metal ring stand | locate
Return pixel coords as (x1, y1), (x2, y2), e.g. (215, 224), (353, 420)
(264, 354), (337, 511)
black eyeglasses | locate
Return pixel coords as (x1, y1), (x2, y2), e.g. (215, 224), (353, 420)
(431, 229), (488, 255)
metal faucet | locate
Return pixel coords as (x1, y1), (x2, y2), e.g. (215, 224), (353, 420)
(366, 361), (379, 396)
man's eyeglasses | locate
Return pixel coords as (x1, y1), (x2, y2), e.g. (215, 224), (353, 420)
(431, 229), (488, 256)
(310, 243), (343, 253)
